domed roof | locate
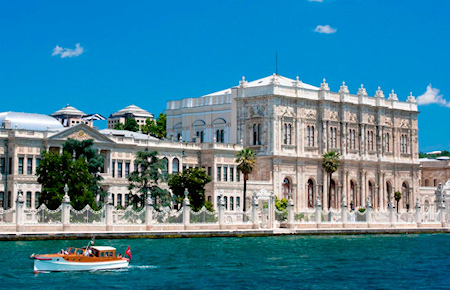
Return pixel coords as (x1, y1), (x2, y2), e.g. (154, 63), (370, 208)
(110, 105), (153, 118)
(0, 112), (64, 131)
(51, 104), (86, 117)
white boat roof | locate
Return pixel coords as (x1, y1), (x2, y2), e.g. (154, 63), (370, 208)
(91, 246), (116, 251)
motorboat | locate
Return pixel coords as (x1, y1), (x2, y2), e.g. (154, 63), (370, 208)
(31, 245), (130, 273)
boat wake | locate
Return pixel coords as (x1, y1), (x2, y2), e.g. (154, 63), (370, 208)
(128, 265), (157, 270)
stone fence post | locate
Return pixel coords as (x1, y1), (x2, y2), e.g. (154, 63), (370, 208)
(183, 189), (190, 228)
(105, 192), (113, 231)
(251, 192), (259, 229)
(438, 200), (446, 226)
(366, 197), (373, 224)
(15, 192), (24, 231)
(315, 197), (322, 224)
(61, 184), (71, 230)
(414, 198), (421, 226)
(218, 194), (225, 228)
(287, 195), (295, 228)
(145, 196), (154, 230)
(269, 193), (275, 229)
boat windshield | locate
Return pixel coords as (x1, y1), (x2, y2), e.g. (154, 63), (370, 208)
(68, 248), (75, 254)
(76, 249), (84, 255)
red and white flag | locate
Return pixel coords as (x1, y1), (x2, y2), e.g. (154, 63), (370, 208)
(125, 246), (131, 260)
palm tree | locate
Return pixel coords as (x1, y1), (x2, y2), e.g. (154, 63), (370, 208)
(236, 148), (256, 212)
(394, 191), (402, 213)
(322, 151), (340, 210)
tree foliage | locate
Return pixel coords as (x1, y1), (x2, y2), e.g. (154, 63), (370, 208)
(128, 149), (171, 209)
(168, 167), (211, 211)
(236, 148), (256, 212)
(114, 118), (139, 132)
(322, 151), (340, 210)
(142, 113), (166, 139)
(36, 138), (104, 210)
(394, 191), (402, 213)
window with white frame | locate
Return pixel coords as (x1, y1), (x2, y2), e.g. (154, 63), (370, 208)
(306, 125), (315, 147)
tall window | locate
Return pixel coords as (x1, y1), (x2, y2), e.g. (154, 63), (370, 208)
(258, 124), (262, 145)
(230, 167), (234, 182)
(330, 179), (336, 209)
(216, 130), (224, 143)
(252, 123), (262, 145)
(196, 131), (204, 143)
(402, 182), (409, 208)
(26, 192), (32, 208)
(386, 182), (392, 202)
(35, 158), (41, 172)
(236, 197), (240, 209)
(172, 158), (180, 174)
(0, 157), (5, 174)
(385, 133), (390, 152)
(368, 181), (374, 207)
(224, 196), (228, 210)
(224, 166), (228, 182)
(18, 157), (24, 174)
(217, 166), (222, 181)
(112, 161), (115, 177)
(0, 192), (4, 208)
(306, 125), (315, 147)
(35, 192), (40, 208)
(350, 180), (356, 207)
(283, 123), (292, 145)
(124, 194), (129, 207)
(230, 197), (234, 211)
(117, 162), (123, 178)
(125, 162), (130, 177)
(117, 194), (122, 207)
(27, 157), (32, 175)
(283, 178), (291, 199)
(307, 179), (314, 208)
(401, 134), (408, 153)
(367, 130), (374, 151)
(348, 129), (356, 150)
(162, 158), (169, 179)
(330, 127), (337, 148)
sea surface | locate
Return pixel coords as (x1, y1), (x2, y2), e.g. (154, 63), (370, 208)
(1, 234), (449, 289)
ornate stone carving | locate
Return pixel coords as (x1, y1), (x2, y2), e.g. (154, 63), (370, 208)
(367, 115), (375, 124)
(305, 109), (317, 119)
(330, 111), (339, 121)
(239, 76), (248, 88)
(292, 76), (302, 87)
(407, 92), (417, 103)
(270, 73), (279, 85)
(320, 78), (330, 91)
(339, 81), (349, 93)
(388, 89), (398, 101)
(375, 87), (385, 98)
(349, 113), (358, 122)
(357, 84), (368, 96)
(67, 130), (93, 141)
(400, 119), (410, 128)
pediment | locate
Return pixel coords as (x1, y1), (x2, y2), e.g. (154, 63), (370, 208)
(49, 124), (115, 144)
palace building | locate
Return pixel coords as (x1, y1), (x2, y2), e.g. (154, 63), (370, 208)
(1, 73), (420, 213)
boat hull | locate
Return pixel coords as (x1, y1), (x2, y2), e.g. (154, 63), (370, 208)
(34, 257), (129, 272)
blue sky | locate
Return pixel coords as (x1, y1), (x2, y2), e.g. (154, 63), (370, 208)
(0, 0), (449, 152)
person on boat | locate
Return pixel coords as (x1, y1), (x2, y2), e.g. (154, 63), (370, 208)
(117, 253), (122, 258)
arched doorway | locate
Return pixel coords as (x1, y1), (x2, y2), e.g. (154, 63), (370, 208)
(330, 179), (336, 209)
(350, 180), (356, 210)
(307, 179), (315, 208)
(282, 177), (291, 199)
(402, 182), (410, 211)
(386, 181), (392, 204)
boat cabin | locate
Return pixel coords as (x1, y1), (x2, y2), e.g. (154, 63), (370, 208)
(64, 246), (118, 258)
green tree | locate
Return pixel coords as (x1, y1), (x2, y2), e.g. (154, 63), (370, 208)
(168, 167), (211, 211)
(275, 196), (289, 211)
(322, 151), (340, 210)
(36, 151), (96, 210)
(394, 191), (402, 213)
(128, 149), (171, 209)
(236, 148), (256, 212)
(114, 118), (139, 132)
(142, 113), (166, 138)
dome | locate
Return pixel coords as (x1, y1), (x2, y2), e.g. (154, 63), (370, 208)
(51, 104), (86, 117)
(110, 105), (153, 118)
(0, 112), (64, 131)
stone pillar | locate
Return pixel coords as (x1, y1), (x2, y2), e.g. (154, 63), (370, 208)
(341, 195), (348, 224)
(414, 198), (421, 226)
(287, 194), (295, 228)
(145, 196), (154, 230)
(438, 199), (446, 226)
(15, 192), (24, 231)
(218, 194), (225, 228)
(315, 197), (322, 224)
(105, 192), (113, 231)
(366, 197), (373, 224)
(183, 188), (190, 228)
(61, 184), (71, 230)
(251, 192), (259, 229)
(388, 200), (395, 225)
(269, 193), (275, 229)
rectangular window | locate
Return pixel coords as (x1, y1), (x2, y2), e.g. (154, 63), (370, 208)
(27, 158), (33, 175)
(118, 162), (123, 178)
(230, 196), (234, 211)
(124, 194), (129, 206)
(0, 158), (5, 174)
(224, 166), (228, 182)
(8, 158), (12, 174)
(237, 170), (240, 182)
(117, 194), (122, 207)
(236, 197), (240, 210)
(230, 167), (234, 182)
(35, 192), (40, 208)
(217, 166), (221, 181)
(207, 167), (212, 177)
(18, 157), (24, 174)
(26, 192), (31, 208)
(112, 161), (115, 178)
(125, 163), (130, 178)
(35, 158), (41, 172)
(0, 192), (4, 208)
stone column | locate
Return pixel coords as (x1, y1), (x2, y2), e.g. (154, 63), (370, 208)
(287, 194), (295, 228)
(61, 184), (71, 230)
(182, 189), (191, 228)
(15, 192), (24, 231)
(269, 193), (275, 229)
(145, 196), (154, 230)
(388, 200), (395, 225)
(438, 199), (446, 226)
(315, 197), (322, 224)
(218, 194), (225, 228)
(251, 192), (259, 229)
(366, 197), (373, 224)
(414, 198), (421, 226)
(341, 195), (348, 225)
(105, 192), (113, 231)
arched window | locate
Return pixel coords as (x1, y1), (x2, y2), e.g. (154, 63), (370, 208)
(306, 125), (315, 147)
(283, 178), (291, 199)
(193, 120), (205, 143)
(368, 181), (374, 208)
(253, 124), (257, 145)
(224, 196), (228, 210)
(0, 191), (4, 208)
(213, 118), (226, 143)
(330, 127), (337, 148)
(385, 133), (390, 152)
(162, 158), (169, 180)
(348, 129), (356, 150)
(230, 197), (234, 211)
(386, 182), (392, 202)
(425, 179), (429, 186)
(283, 123), (292, 145)
(402, 182), (409, 209)
(434, 179), (437, 187)
(35, 192), (40, 209)
(172, 158), (180, 175)
(26, 191), (32, 208)
(283, 124), (287, 145)
(350, 180), (356, 209)
(257, 124), (262, 145)
(367, 130), (374, 151)
(117, 194), (122, 207)
(330, 179), (336, 209)
(307, 179), (314, 208)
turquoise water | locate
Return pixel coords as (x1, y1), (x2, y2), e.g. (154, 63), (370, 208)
(1, 234), (449, 289)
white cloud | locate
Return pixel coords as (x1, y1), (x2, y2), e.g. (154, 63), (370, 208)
(309, 0), (324, 2)
(52, 43), (84, 58)
(313, 25), (337, 34)
(416, 84), (449, 107)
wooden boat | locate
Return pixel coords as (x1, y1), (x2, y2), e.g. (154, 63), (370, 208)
(31, 246), (130, 273)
